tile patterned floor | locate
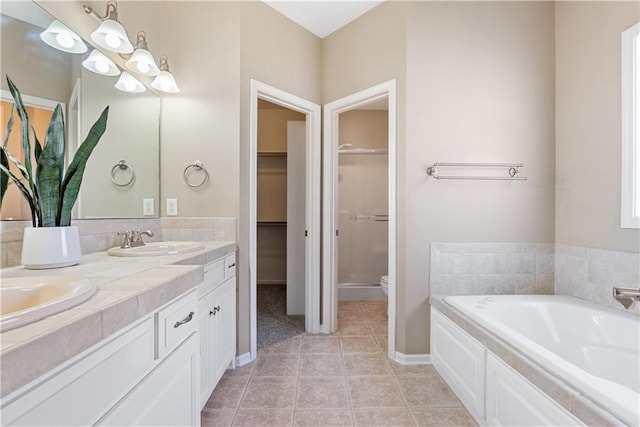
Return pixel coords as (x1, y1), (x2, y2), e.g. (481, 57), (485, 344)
(201, 301), (477, 427)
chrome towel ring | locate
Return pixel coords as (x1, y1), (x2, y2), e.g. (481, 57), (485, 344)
(111, 160), (135, 187)
(183, 160), (210, 188)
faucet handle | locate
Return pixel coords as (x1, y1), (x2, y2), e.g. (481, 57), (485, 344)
(117, 230), (133, 249)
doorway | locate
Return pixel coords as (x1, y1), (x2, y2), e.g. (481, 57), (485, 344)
(322, 80), (397, 360)
(255, 100), (305, 349)
(249, 80), (321, 361)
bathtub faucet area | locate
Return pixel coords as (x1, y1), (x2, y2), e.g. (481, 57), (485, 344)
(612, 286), (640, 309)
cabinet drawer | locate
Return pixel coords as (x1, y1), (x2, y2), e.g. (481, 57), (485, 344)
(224, 253), (236, 279)
(156, 290), (198, 359)
(200, 260), (224, 297)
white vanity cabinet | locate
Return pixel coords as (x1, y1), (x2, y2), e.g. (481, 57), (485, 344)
(1, 289), (200, 427)
(199, 253), (237, 408)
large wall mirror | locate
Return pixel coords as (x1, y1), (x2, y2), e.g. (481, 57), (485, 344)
(0, 0), (160, 220)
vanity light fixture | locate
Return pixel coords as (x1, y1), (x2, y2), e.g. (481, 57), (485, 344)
(150, 56), (180, 93)
(82, 49), (120, 76)
(115, 71), (146, 93)
(40, 20), (87, 54)
(84, 1), (133, 54)
(125, 32), (160, 76)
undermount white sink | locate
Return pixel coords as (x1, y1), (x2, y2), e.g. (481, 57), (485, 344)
(0, 276), (96, 332)
(107, 241), (205, 257)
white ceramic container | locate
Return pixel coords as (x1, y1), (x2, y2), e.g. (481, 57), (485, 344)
(21, 226), (81, 269)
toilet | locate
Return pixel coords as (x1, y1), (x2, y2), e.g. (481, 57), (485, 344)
(380, 275), (389, 296)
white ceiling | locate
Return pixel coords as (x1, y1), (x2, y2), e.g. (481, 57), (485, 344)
(262, 0), (384, 39)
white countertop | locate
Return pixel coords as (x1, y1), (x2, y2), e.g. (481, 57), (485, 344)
(0, 241), (236, 398)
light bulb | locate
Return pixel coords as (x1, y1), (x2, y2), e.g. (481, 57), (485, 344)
(125, 80), (136, 92)
(105, 33), (121, 49)
(161, 81), (171, 92)
(55, 32), (74, 48)
(137, 62), (150, 74)
(95, 61), (109, 74)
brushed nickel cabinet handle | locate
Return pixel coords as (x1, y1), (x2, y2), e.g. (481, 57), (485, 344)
(174, 311), (194, 328)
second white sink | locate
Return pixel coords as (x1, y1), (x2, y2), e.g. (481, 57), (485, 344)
(107, 241), (205, 257)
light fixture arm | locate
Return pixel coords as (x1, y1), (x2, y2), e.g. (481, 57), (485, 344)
(134, 32), (149, 50)
(159, 55), (170, 72)
(83, 0), (120, 22)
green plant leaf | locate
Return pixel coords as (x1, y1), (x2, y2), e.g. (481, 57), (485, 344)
(1, 146), (30, 183)
(36, 104), (65, 227)
(0, 105), (15, 207)
(6, 77), (36, 199)
(32, 126), (43, 162)
(0, 162), (37, 226)
(59, 106), (109, 226)
(3, 104), (14, 148)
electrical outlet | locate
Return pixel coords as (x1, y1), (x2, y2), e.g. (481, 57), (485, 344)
(143, 199), (154, 216)
(166, 198), (178, 216)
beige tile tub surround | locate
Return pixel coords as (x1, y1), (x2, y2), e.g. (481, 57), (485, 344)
(430, 296), (628, 427)
(201, 301), (477, 427)
(430, 242), (555, 297)
(0, 241), (236, 398)
(0, 217), (236, 268)
(555, 244), (640, 316)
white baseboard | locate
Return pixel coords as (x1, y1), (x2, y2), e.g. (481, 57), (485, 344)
(394, 352), (431, 365)
(235, 352), (253, 367)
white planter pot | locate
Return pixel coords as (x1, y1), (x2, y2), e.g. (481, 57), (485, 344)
(21, 226), (81, 269)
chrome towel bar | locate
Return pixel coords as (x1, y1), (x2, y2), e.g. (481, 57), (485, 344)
(426, 162), (526, 181)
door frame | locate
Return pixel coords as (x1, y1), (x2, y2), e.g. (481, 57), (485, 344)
(249, 80), (322, 360)
(322, 80), (397, 360)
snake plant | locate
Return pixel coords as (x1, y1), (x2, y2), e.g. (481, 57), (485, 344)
(0, 76), (109, 227)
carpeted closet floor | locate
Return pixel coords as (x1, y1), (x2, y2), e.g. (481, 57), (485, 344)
(257, 285), (305, 350)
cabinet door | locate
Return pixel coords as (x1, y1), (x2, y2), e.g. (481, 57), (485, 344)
(1, 317), (154, 427)
(431, 308), (485, 422)
(486, 352), (583, 427)
(213, 277), (236, 382)
(98, 333), (200, 427)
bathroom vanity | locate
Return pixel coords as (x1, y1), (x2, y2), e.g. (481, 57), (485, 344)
(0, 242), (236, 426)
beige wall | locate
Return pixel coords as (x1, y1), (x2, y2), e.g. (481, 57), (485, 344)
(405, 1), (556, 353)
(258, 108), (305, 152)
(324, 1), (556, 354)
(322, 0), (409, 351)
(339, 110), (388, 150)
(238, 2), (321, 355)
(555, 1), (640, 253)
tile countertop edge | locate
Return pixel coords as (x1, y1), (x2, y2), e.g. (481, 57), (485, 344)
(429, 296), (628, 427)
(0, 241), (236, 399)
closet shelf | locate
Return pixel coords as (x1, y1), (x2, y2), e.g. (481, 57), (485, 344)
(257, 151), (287, 157)
(258, 220), (287, 226)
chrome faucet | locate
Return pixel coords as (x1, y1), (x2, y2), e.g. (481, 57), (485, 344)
(612, 287), (640, 309)
(117, 230), (133, 249)
(130, 230), (154, 247)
